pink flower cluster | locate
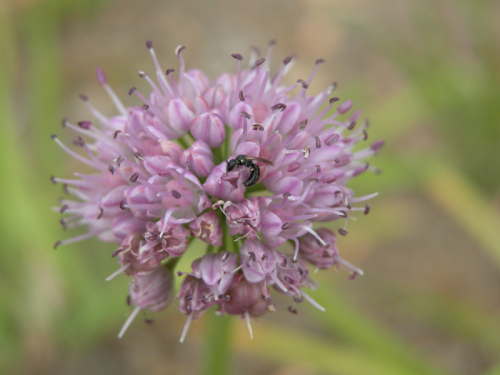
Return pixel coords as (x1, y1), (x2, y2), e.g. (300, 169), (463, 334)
(52, 41), (382, 341)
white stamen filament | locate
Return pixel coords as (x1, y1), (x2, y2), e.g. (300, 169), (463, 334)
(118, 306), (141, 338)
(106, 263), (130, 281)
(245, 311), (253, 339)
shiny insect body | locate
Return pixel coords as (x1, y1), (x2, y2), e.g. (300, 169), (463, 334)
(226, 155), (275, 187)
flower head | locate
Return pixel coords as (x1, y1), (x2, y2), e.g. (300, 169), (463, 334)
(53, 40), (382, 340)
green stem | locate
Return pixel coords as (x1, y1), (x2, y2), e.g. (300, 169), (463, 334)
(203, 313), (232, 375)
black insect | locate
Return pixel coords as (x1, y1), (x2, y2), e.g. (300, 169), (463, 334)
(226, 155), (275, 187)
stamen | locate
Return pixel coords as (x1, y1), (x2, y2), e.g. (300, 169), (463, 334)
(180, 313), (193, 343)
(245, 311), (254, 339)
(118, 306), (141, 338)
(96, 68), (127, 116)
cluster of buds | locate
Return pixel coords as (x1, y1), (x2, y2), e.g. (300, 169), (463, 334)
(52, 40), (382, 341)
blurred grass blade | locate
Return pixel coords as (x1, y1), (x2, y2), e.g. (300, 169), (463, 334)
(423, 161), (500, 268)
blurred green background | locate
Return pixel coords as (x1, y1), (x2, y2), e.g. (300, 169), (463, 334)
(1, 0), (500, 374)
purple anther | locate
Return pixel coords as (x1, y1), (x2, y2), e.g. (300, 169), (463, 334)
(54, 241), (62, 249)
(281, 223), (290, 230)
(329, 97), (339, 103)
(338, 228), (348, 236)
(347, 121), (356, 130)
(362, 129), (368, 140)
(239, 90), (245, 102)
(114, 130), (121, 139)
(142, 104), (149, 110)
(315, 137), (321, 148)
(171, 189), (182, 199)
(108, 165), (115, 175)
(271, 103), (287, 112)
(146, 40), (153, 49)
(364, 203), (370, 215)
(166, 68), (175, 75)
(315, 165), (321, 173)
(239, 111), (251, 119)
(252, 123), (264, 131)
(50, 175), (57, 184)
(134, 152), (144, 160)
(128, 87), (137, 96)
(130, 173), (139, 183)
(255, 58), (265, 67)
(119, 201), (126, 210)
(79, 94), (88, 101)
(231, 53), (243, 61)
(325, 134), (339, 146)
(298, 119), (307, 130)
(78, 121), (91, 129)
(283, 56), (292, 65)
(315, 59), (325, 65)
(60, 205), (68, 213)
(297, 79), (309, 89)
(97, 207), (104, 219)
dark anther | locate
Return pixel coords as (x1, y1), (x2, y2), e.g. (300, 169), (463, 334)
(364, 162), (370, 171)
(50, 134), (57, 140)
(51, 175), (57, 184)
(175, 45), (186, 56)
(262, 294), (271, 301)
(347, 121), (356, 130)
(362, 129), (368, 141)
(297, 79), (309, 89)
(284, 275), (293, 284)
(271, 103), (287, 112)
(334, 191), (342, 198)
(338, 228), (348, 236)
(134, 152), (144, 160)
(185, 293), (193, 301)
(298, 119), (307, 130)
(60, 219), (66, 230)
(166, 68), (175, 75)
(142, 104), (149, 110)
(252, 123), (264, 131)
(108, 165), (115, 175)
(54, 241), (62, 250)
(248, 251), (256, 262)
(171, 189), (182, 199)
(349, 272), (359, 281)
(119, 201), (127, 210)
(298, 267), (304, 275)
(60, 205), (68, 213)
(144, 231), (157, 241)
(283, 192), (291, 198)
(138, 71), (146, 78)
(145, 319), (154, 325)
(222, 295), (231, 302)
(114, 130), (121, 139)
(158, 171), (170, 176)
(111, 248), (123, 258)
(315, 165), (321, 173)
(268, 39), (277, 46)
(79, 94), (88, 101)
(116, 155), (124, 167)
(291, 257), (298, 263)
(370, 140), (385, 152)
(128, 87), (137, 96)
(281, 223), (290, 230)
(338, 211), (347, 218)
(282, 256), (288, 268)
(75, 136), (85, 146)
(63, 184), (69, 194)
(126, 295), (132, 306)
(293, 296), (304, 303)
(146, 40), (153, 49)
(132, 284), (139, 293)
(176, 271), (183, 277)
(332, 82), (338, 90)
(262, 254), (268, 260)
(325, 134), (339, 146)
(62, 117), (67, 127)
(239, 90), (245, 101)
(97, 207), (104, 219)
(308, 178), (319, 183)
(185, 304), (192, 315)
(316, 58), (325, 65)
(231, 53), (243, 61)
(221, 252), (229, 262)
(239, 111), (251, 119)
(364, 203), (370, 215)
(283, 56), (292, 65)
(329, 97), (339, 104)
(185, 161), (192, 171)
(255, 58), (265, 67)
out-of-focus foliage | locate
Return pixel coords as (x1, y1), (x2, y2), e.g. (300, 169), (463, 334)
(1, 0), (499, 374)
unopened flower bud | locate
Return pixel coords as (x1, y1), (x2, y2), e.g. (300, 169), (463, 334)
(180, 140), (215, 178)
(166, 98), (195, 137)
(189, 111), (226, 148)
(130, 266), (174, 312)
(220, 274), (273, 317)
